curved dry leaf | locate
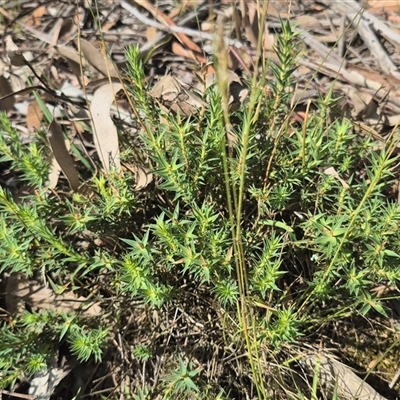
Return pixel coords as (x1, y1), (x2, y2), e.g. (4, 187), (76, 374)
(150, 74), (182, 99)
(150, 75), (207, 117)
(79, 39), (119, 78)
(90, 82), (122, 173)
(134, 164), (153, 190)
(171, 42), (207, 64)
(324, 167), (350, 189)
(5, 274), (102, 317)
(46, 153), (62, 190)
(300, 352), (388, 400)
(86, 77), (123, 93)
(48, 120), (80, 192)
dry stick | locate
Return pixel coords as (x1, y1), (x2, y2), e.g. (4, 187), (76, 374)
(333, 0), (400, 80)
(337, 16), (346, 59)
(120, 0), (248, 50)
(300, 57), (400, 138)
(133, 0), (202, 53)
(390, 365), (400, 388)
(302, 57), (400, 127)
(300, 30), (343, 67)
(297, 28), (383, 106)
(296, 7), (400, 112)
(136, 3), (209, 61)
(337, 0), (400, 49)
(0, 390), (36, 400)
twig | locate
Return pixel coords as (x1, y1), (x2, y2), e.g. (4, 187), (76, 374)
(120, 0), (247, 50)
(389, 364), (400, 388)
(339, 0), (400, 49)
(300, 31), (343, 67)
(333, 0), (400, 79)
(0, 390), (37, 400)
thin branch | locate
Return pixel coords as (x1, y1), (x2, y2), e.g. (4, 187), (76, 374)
(120, 0), (248, 50)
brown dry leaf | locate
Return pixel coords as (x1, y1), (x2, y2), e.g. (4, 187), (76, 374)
(5, 274), (101, 317)
(26, 100), (44, 131)
(368, 0), (400, 12)
(48, 120), (81, 192)
(150, 75), (208, 117)
(145, 26), (158, 41)
(171, 42), (207, 64)
(346, 64), (400, 92)
(90, 82), (122, 173)
(324, 167), (350, 189)
(32, 5), (46, 18)
(136, 0), (202, 55)
(102, 19), (118, 32)
(0, 74), (15, 112)
(78, 39), (119, 78)
(25, 5), (46, 27)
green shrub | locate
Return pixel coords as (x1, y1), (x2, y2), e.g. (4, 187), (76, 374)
(0, 19), (399, 398)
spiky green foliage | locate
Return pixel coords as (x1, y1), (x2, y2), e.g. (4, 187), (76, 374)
(0, 18), (400, 399)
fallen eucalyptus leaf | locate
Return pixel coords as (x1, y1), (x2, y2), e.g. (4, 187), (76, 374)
(79, 39), (119, 78)
(48, 120), (80, 192)
(90, 82), (122, 173)
(5, 274), (102, 317)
